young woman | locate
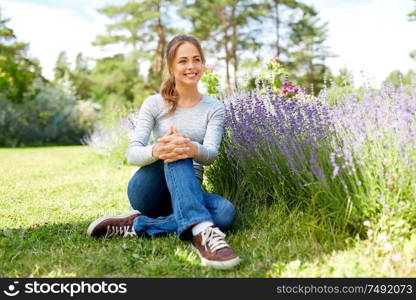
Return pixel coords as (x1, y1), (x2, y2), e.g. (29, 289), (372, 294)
(87, 35), (240, 269)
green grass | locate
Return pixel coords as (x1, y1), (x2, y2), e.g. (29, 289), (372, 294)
(1, 146), (415, 277)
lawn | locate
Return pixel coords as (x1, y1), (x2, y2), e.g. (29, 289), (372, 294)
(1, 146), (415, 277)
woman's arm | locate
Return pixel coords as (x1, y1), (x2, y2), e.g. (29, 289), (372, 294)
(192, 103), (225, 165)
(125, 97), (159, 166)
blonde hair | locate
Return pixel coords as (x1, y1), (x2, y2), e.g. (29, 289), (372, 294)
(160, 35), (206, 115)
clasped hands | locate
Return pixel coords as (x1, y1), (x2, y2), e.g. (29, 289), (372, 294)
(152, 126), (198, 163)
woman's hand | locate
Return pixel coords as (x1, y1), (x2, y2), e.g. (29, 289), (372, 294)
(158, 139), (198, 163)
(152, 126), (198, 163)
(152, 126), (185, 159)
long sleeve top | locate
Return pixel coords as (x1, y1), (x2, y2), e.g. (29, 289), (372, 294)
(125, 93), (225, 183)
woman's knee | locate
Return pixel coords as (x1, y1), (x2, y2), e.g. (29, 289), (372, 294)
(127, 161), (171, 216)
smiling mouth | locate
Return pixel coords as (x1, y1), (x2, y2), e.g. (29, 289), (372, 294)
(184, 72), (198, 78)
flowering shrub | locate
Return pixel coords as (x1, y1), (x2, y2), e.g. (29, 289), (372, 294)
(279, 81), (302, 99)
(328, 83), (416, 230)
(205, 82), (416, 232)
(255, 57), (303, 100)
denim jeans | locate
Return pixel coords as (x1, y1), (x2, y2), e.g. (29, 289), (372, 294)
(127, 159), (236, 240)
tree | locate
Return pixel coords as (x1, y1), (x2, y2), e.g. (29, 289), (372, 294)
(408, 1), (416, 21)
(53, 51), (70, 81)
(408, 0), (416, 62)
(263, 0), (315, 58)
(229, 0), (265, 88)
(71, 53), (93, 100)
(384, 69), (416, 88)
(286, 9), (335, 94)
(180, 0), (265, 92)
(330, 67), (353, 87)
(0, 8), (40, 103)
(94, 0), (180, 92)
(88, 54), (147, 106)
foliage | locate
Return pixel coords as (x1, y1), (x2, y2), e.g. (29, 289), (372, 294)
(0, 78), (99, 147)
(246, 56), (303, 100)
(256, 57), (287, 92)
(180, 0), (266, 91)
(88, 54), (148, 107)
(52, 51), (151, 108)
(200, 64), (221, 97)
(285, 11), (335, 95)
(205, 82), (416, 234)
(409, 0), (416, 21)
(383, 69), (416, 88)
(0, 8), (40, 104)
(93, 0), (182, 92)
(53, 51), (70, 81)
(408, 1), (416, 61)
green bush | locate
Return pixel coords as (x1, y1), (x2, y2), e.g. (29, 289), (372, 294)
(0, 78), (99, 147)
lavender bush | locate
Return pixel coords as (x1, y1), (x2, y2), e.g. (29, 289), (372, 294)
(328, 83), (416, 230)
(205, 81), (416, 233)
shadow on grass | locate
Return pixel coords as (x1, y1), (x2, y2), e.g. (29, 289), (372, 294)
(225, 202), (353, 276)
(0, 205), (354, 277)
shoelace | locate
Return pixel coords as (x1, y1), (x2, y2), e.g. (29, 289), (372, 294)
(104, 225), (136, 238)
(201, 227), (229, 252)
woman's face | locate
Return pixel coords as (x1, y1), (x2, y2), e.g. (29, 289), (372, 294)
(171, 42), (204, 86)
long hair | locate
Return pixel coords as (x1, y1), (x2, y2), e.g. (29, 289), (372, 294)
(160, 35), (206, 115)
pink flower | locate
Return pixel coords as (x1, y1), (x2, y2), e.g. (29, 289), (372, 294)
(205, 64), (216, 72)
(281, 89), (289, 93)
(271, 56), (279, 63)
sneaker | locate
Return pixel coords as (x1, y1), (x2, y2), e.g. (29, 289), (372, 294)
(87, 210), (141, 238)
(191, 226), (240, 269)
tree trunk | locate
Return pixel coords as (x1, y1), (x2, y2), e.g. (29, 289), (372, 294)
(151, 0), (166, 91)
(154, 17), (165, 76)
(274, 1), (280, 57)
(231, 5), (238, 89)
(220, 6), (231, 93)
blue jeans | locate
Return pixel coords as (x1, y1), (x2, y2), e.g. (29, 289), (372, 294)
(127, 159), (236, 240)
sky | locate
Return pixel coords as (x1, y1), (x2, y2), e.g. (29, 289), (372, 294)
(1, 0), (415, 87)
